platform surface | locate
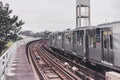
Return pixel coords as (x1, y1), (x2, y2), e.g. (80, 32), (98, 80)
(6, 40), (35, 80)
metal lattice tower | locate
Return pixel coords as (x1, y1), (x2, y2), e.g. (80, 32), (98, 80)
(76, 0), (90, 28)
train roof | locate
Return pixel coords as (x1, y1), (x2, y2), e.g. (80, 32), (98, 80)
(50, 21), (120, 35)
(98, 21), (120, 26)
(97, 21), (120, 28)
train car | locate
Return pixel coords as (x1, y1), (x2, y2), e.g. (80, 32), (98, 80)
(88, 21), (120, 71)
(73, 27), (89, 60)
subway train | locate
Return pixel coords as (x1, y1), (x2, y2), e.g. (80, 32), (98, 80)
(49, 21), (120, 71)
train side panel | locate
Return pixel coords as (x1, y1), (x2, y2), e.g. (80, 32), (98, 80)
(113, 26), (120, 68)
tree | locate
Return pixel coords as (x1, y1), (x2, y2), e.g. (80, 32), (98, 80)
(0, 1), (24, 51)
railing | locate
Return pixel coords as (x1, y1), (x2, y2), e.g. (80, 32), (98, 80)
(0, 42), (17, 80)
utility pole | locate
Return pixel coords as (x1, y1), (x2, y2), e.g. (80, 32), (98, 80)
(76, 0), (90, 28)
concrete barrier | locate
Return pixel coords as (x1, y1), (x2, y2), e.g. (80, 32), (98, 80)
(106, 71), (120, 80)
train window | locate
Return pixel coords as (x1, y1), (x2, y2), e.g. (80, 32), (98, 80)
(68, 37), (71, 44)
(79, 30), (84, 46)
(74, 32), (77, 44)
(103, 35), (107, 49)
(66, 35), (71, 44)
(90, 35), (96, 48)
(58, 36), (61, 39)
(58, 33), (61, 39)
(90, 36), (93, 47)
(89, 36), (91, 47)
(55, 34), (57, 40)
(77, 6), (80, 16)
(77, 31), (80, 41)
(2, 61), (4, 65)
(58, 35), (61, 40)
(80, 35), (83, 46)
(77, 18), (80, 27)
(80, 30), (84, 34)
(76, 31), (80, 44)
(109, 34), (113, 49)
(52, 35), (54, 40)
(65, 35), (68, 43)
(49, 36), (51, 44)
(93, 36), (96, 48)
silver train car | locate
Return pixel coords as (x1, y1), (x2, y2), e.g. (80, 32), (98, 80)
(49, 21), (120, 71)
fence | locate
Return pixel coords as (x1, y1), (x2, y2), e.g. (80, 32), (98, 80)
(0, 42), (17, 80)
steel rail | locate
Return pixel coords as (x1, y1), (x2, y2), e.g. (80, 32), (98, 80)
(43, 45), (105, 80)
(37, 43), (82, 80)
(27, 40), (47, 80)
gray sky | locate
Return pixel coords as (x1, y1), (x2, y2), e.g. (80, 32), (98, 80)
(1, 0), (120, 32)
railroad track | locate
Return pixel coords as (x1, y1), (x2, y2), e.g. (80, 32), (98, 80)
(43, 45), (105, 80)
(27, 39), (105, 80)
(27, 40), (46, 80)
(27, 39), (82, 80)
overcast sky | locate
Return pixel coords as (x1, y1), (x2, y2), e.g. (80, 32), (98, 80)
(1, 0), (120, 32)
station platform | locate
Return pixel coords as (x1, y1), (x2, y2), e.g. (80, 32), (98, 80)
(6, 40), (35, 80)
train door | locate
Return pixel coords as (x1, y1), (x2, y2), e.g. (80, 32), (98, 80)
(85, 29), (89, 59)
(101, 30), (113, 64)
